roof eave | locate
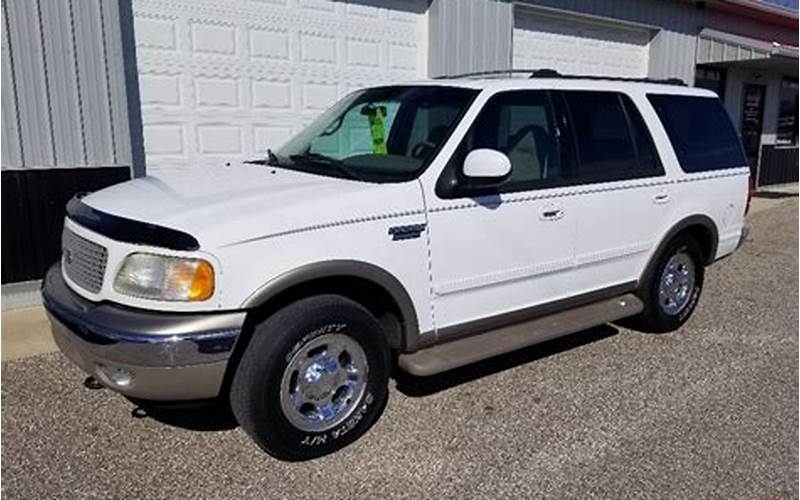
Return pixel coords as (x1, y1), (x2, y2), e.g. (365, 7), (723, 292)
(700, 0), (798, 29)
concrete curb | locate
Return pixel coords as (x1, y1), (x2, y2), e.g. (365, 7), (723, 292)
(749, 188), (798, 216)
(1, 306), (57, 362)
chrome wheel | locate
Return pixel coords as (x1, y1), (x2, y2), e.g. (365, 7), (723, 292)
(658, 252), (695, 316)
(279, 333), (368, 432)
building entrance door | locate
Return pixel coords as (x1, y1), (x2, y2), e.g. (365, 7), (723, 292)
(741, 84), (766, 174)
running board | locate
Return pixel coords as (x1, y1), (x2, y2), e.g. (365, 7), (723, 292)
(398, 293), (643, 376)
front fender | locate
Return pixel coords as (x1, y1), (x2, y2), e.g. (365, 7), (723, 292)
(241, 260), (421, 352)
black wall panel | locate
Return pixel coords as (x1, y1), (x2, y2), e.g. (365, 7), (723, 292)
(2, 167), (130, 283)
(759, 145), (799, 187)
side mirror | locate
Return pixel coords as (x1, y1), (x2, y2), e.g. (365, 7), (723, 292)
(462, 149), (511, 186)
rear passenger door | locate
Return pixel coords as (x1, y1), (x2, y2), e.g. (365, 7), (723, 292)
(560, 91), (669, 293)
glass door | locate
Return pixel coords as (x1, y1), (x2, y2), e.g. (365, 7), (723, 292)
(740, 83), (766, 173)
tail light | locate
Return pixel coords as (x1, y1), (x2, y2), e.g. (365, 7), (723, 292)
(744, 175), (755, 215)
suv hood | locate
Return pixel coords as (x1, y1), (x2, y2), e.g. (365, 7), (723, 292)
(81, 165), (422, 250)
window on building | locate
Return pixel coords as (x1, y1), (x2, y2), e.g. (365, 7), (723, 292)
(648, 94), (747, 172)
(695, 67), (727, 99)
(777, 78), (798, 146)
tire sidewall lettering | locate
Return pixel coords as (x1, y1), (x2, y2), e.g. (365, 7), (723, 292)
(284, 322), (347, 364)
(299, 392), (375, 447)
(232, 295), (390, 460)
(279, 320), (378, 448)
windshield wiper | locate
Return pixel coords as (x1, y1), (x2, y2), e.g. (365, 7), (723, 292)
(244, 149), (281, 166)
(289, 153), (361, 181)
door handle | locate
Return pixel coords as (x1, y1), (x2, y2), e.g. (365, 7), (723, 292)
(653, 193), (670, 205)
(539, 207), (564, 221)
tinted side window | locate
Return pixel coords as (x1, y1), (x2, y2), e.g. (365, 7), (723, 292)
(437, 90), (570, 196)
(564, 91), (638, 181)
(621, 95), (663, 174)
(647, 94), (747, 172)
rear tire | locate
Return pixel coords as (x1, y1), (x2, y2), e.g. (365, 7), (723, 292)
(230, 295), (390, 461)
(630, 234), (705, 333)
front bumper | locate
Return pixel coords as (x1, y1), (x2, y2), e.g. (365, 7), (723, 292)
(42, 264), (246, 401)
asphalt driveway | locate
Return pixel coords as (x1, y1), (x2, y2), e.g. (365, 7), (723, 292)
(2, 198), (798, 499)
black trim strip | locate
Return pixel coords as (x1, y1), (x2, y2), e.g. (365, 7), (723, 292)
(67, 195), (199, 251)
(435, 281), (638, 343)
(639, 215), (718, 275)
(241, 259), (420, 352)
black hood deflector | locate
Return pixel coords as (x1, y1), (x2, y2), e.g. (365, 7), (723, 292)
(67, 195), (200, 251)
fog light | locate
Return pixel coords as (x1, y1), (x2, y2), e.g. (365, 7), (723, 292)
(97, 364), (134, 388)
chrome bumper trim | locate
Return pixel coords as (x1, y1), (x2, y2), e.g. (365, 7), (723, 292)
(42, 264), (246, 400)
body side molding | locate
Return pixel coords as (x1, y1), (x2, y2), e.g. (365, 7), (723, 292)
(435, 281), (637, 343)
(241, 260), (421, 352)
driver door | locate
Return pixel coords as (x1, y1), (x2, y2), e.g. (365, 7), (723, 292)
(425, 90), (580, 337)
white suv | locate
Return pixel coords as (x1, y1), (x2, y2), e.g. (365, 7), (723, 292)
(43, 71), (750, 460)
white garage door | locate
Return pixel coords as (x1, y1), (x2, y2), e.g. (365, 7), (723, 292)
(513, 11), (650, 78)
(133, 0), (427, 172)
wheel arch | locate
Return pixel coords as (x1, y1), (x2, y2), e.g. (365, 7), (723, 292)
(640, 214), (719, 287)
(240, 260), (421, 353)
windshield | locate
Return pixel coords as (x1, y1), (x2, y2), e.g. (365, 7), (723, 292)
(272, 86), (478, 182)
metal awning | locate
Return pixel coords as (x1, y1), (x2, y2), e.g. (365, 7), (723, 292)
(697, 28), (798, 70)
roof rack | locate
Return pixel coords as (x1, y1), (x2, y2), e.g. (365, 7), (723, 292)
(432, 69), (542, 80)
(433, 68), (686, 86)
(529, 69), (687, 86)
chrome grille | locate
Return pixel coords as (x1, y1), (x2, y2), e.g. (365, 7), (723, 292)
(62, 228), (108, 293)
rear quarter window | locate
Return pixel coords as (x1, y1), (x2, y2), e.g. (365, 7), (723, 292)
(647, 94), (747, 173)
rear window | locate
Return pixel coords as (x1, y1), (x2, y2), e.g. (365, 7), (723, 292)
(647, 94), (746, 173)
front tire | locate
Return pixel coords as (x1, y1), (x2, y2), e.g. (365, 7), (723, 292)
(230, 295), (390, 461)
(631, 234), (705, 333)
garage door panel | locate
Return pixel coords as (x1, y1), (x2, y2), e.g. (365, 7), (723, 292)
(249, 28), (290, 60)
(513, 12), (650, 79)
(134, 15), (178, 51)
(134, 0), (427, 172)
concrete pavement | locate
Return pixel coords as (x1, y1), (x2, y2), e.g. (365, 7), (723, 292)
(748, 184), (799, 215)
(1, 306), (56, 361)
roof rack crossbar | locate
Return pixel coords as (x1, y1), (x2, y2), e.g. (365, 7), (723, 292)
(530, 69), (686, 86)
(432, 69), (543, 80)
(433, 68), (686, 86)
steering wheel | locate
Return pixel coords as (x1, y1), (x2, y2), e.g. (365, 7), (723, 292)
(411, 141), (436, 159)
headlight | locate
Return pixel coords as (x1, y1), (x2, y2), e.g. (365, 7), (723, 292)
(114, 253), (215, 301)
